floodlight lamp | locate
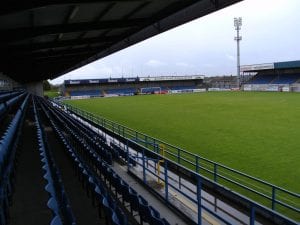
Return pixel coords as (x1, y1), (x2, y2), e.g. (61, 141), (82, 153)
(234, 17), (242, 28)
(238, 17), (242, 26)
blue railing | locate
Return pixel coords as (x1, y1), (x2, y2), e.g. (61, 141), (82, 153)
(60, 102), (300, 222)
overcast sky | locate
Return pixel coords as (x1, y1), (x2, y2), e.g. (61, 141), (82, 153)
(50, 0), (300, 84)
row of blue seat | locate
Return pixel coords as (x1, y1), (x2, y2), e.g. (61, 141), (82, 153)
(110, 142), (136, 166)
(42, 97), (171, 225)
(248, 73), (300, 85)
(49, 104), (113, 165)
(39, 102), (127, 225)
(0, 91), (23, 103)
(0, 94), (29, 225)
(69, 90), (101, 97)
(33, 98), (76, 225)
(51, 105), (117, 166)
(0, 92), (26, 121)
(106, 88), (136, 95)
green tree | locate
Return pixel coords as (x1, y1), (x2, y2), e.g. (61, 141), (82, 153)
(43, 80), (51, 90)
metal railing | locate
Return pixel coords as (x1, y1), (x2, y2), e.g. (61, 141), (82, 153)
(60, 102), (300, 221)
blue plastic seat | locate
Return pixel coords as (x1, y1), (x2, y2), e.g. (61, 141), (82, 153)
(120, 181), (130, 204)
(102, 197), (114, 225)
(112, 212), (120, 225)
(115, 206), (128, 225)
(128, 188), (139, 215)
(162, 218), (171, 225)
(50, 215), (63, 225)
(150, 206), (162, 225)
(138, 196), (151, 224)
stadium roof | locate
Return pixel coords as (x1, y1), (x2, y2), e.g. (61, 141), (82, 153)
(0, 0), (242, 83)
(241, 60), (300, 72)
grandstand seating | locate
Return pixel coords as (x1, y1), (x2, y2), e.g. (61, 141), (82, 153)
(248, 74), (276, 84)
(169, 85), (196, 90)
(37, 97), (171, 225)
(33, 99), (76, 225)
(0, 94), (29, 225)
(105, 88), (136, 96)
(70, 90), (101, 97)
(247, 73), (300, 85)
(271, 74), (300, 84)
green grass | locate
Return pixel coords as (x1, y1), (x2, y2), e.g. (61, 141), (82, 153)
(44, 90), (60, 98)
(65, 92), (300, 193)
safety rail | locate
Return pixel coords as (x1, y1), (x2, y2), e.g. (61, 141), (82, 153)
(0, 93), (29, 225)
(60, 101), (300, 222)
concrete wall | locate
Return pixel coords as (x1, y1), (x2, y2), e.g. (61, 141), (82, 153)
(0, 72), (20, 90)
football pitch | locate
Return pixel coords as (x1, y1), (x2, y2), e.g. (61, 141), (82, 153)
(65, 92), (300, 192)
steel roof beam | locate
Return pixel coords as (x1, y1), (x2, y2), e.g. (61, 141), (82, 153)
(1, 36), (118, 52)
(0, 0), (149, 16)
(0, 18), (148, 43)
(7, 46), (102, 59)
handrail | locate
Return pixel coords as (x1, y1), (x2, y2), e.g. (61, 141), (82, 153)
(59, 101), (300, 221)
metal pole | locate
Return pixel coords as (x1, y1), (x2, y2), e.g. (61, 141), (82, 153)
(234, 17), (242, 89)
(237, 27), (240, 88)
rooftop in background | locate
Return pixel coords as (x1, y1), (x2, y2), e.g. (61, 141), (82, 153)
(241, 60), (300, 72)
(0, 0), (242, 83)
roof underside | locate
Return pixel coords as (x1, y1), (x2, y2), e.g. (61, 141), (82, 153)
(0, 0), (242, 83)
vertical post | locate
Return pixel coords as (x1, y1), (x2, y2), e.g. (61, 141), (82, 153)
(126, 139), (130, 172)
(196, 156), (199, 173)
(179, 176), (182, 189)
(250, 204), (255, 225)
(142, 149), (146, 184)
(177, 149), (180, 164)
(165, 161), (168, 203)
(145, 136), (148, 148)
(272, 186), (276, 210)
(214, 164), (218, 182)
(197, 175), (202, 225)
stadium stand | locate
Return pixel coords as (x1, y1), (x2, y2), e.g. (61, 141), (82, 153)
(1, 93), (298, 225)
(271, 74), (300, 84)
(69, 90), (101, 97)
(63, 76), (204, 98)
(105, 88), (136, 96)
(248, 74), (276, 84)
(169, 85), (196, 90)
(0, 93), (29, 225)
(33, 99), (76, 225)
(35, 96), (171, 225)
(242, 60), (300, 91)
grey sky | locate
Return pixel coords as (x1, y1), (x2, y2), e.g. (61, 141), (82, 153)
(50, 0), (300, 84)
